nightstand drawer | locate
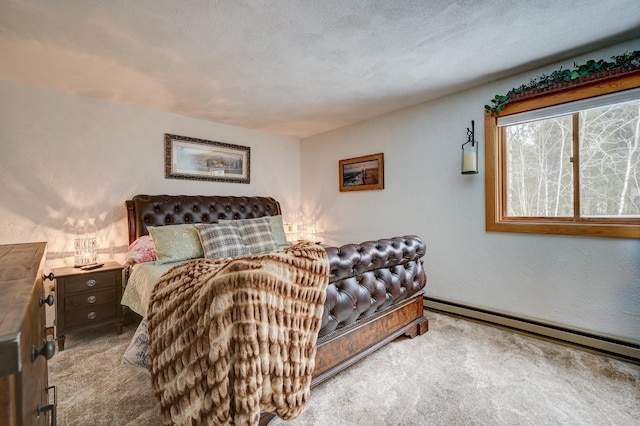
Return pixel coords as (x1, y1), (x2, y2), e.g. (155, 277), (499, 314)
(65, 304), (117, 328)
(64, 288), (116, 310)
(64, 271), (118, 294)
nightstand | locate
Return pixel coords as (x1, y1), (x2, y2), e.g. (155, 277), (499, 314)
(53, 261), (123, 350)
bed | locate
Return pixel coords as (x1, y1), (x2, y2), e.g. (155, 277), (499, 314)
(122, 194), (428, 425)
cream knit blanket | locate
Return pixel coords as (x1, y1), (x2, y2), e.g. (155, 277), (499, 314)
(147, 242), (329, 425)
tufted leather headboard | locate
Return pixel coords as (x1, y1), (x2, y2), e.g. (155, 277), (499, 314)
(125, 194), (282, 244)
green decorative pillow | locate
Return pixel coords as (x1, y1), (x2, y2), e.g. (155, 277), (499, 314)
(269, 215), (291, 248)
(220, 217), (278, 254)
(147, 224), (204, 265)
(194, 223), (250, 259)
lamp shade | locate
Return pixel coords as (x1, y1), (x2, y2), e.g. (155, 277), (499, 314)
(74, 237), (97, 267)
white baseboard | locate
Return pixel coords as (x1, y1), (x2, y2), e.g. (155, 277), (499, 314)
(423, 296), (640, 364)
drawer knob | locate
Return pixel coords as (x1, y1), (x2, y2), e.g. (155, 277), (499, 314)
(40, 294), (55, 307)
(87, 295), (96, 304)
(88, 312), (97, 320)
(86, 279), (96, 287)
(32, 339), (56, 361)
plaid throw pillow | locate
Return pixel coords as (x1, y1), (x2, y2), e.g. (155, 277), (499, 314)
(237, 217), (278, 254)
(194, 223), (250, 259)
(221, 217), (278, 255)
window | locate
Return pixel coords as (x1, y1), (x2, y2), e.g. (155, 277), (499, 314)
(486, 74), (640, 238)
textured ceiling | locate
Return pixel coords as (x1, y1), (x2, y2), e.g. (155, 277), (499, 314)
(1, 0), (639, 138)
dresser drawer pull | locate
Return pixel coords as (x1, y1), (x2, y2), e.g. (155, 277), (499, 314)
(36, 404), (56, 426)
(88, 311), (97, 320)
(87, 295), (96, 304)
(32, 339), (56, 361)
(86, 279), (96, 287)
(40, 294), (55, 306)
(37, 385), (57, 426)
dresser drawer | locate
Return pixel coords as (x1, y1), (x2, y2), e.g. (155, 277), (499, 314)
(64, 270), (118, 294)
(65, 304), (117, 328)
(65, 288), (116, 310)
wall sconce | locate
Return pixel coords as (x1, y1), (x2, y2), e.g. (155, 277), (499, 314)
(461, 120), (479, 175)
(74, 237), (97, 267)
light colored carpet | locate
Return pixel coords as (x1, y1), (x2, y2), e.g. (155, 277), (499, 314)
(49, 311), (640, 425)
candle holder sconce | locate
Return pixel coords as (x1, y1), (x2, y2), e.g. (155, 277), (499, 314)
(461, 120), (479, 175)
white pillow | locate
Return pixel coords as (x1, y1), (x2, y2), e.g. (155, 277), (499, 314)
(121, 317), (150, 371)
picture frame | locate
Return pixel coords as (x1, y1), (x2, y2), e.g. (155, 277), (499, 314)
(339, 153), (384, 192)
(165, 134), (250, 184)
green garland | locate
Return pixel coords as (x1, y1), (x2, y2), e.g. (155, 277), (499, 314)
(485, 50), (640, 114)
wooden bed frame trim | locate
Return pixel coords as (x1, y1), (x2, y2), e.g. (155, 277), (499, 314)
(312, 292), (428, 386)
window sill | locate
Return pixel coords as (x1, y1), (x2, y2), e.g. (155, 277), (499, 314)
(486, 220), (640, 239)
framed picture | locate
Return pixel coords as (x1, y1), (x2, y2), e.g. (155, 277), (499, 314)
(339, 153), (384, 192)
(165, 134), (250, 184)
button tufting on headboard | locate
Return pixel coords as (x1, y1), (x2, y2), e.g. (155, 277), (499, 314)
(126, 194), (282, 244)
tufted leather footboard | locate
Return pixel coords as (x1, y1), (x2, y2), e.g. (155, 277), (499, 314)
(312, 235), (428, 386)
(320, 236), (426, 337)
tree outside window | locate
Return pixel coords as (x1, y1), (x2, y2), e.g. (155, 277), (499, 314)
(503, 100), (639, 219)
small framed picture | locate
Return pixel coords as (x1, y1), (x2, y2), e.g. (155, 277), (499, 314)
(165, 134), (250, 184)
(339, 153), (384, 192)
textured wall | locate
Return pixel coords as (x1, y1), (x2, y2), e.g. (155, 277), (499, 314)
(300, 39), (640, 343)
(0, 81), (300, 269)
(1, 39), (638, 343)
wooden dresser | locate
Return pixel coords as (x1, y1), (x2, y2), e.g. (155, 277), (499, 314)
(0, 242), (56, 425)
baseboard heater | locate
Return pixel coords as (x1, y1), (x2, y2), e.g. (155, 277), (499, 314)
(423, 296), (640, 363)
